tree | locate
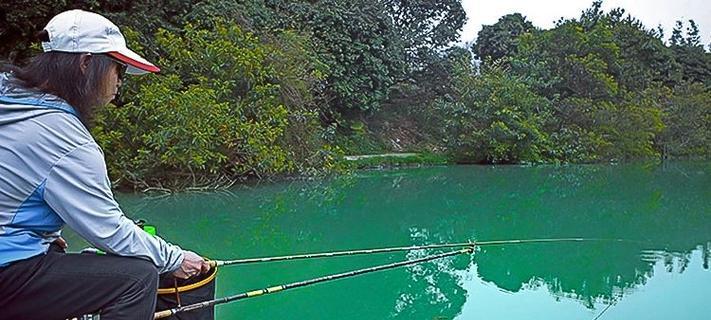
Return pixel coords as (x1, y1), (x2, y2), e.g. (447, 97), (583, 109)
(685, 19), (701, 47)
(473, 13), (535, 64)
(379, 46), (471, 145)
(669, 20), (711, 84)
(506, 2), (670, 162)
(195, 0), (405, 113)
(580, 0), (604, 31)
(512, 18), (620, 100)
(670, 20), (684, 46)
(383, 0), (466, 70)
(658, 82), (711, 157)
(608, 13), (680, 90)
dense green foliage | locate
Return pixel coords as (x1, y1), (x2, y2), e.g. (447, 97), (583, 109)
(473, 13), (535, 63)
(659, 82), (711, 157)
(182, 0), (465, 114)
(1, 0), (709, 188)
(438, 62), (553, 163)
(503, 8), (667, 162)
(438, 1), (708, 163)
(92, 23), (339, 188)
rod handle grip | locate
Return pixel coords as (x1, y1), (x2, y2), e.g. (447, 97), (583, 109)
(154, 310), (173, 319)
(207, 260), (218, 268)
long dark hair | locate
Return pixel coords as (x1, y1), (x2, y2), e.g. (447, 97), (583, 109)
(1, 32), (117, 126)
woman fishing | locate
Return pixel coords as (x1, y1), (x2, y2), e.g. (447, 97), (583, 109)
(0, 10), (210, 320)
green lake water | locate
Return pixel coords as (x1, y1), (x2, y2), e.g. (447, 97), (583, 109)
(66, 162), (711, 319)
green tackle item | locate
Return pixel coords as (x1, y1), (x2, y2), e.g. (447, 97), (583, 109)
(142, 225), (157, 236)
(134, 219), (157, 236)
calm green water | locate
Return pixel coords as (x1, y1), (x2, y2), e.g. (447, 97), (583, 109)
(66, 162), (711, 319)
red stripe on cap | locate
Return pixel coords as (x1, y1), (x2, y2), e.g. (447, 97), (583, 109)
(107, 51), (160, 73)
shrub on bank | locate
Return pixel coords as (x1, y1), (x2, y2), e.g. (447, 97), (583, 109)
(437, 64), (552, 164)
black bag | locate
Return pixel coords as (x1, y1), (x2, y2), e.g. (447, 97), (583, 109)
(156, 267), (217, 320)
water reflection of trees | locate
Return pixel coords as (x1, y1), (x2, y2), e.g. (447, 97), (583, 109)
(306, 163), (711, 311)
(473, 242), (651, 307)
(448, 163), (709, 307)
(266, 163), (707, 314)
(390, 252), (471, 319)
(388, 228), (473, 319)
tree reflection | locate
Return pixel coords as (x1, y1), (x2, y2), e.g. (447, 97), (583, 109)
(388, 228), (474, 319)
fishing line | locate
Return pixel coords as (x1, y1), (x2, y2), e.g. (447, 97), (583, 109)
(208, 237), (630, 267)
(592, 295), (619, 320)
(592, 302), (614, 320)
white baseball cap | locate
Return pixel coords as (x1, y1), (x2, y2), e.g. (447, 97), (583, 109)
(41, 9), (159, 75)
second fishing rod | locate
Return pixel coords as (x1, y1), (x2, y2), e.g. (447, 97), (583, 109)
(207, 237), (618, 267)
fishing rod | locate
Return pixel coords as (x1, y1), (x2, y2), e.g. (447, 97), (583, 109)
(156, 247), (474, 319)
(207, 237), (616, 267)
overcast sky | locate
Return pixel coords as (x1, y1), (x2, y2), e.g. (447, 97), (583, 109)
(460, 0), (711, 48)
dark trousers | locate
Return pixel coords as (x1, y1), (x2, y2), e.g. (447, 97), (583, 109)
(0, 245), (159, 320)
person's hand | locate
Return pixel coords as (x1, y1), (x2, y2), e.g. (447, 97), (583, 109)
(53, 237), (68, 249)
(173, 251), (211, 279)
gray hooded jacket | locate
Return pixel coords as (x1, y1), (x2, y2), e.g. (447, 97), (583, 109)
(0, 73), (183, 273)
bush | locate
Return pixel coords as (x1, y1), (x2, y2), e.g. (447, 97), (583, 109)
(549, 92), (664, 162)
(439, 64), (552, 164)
